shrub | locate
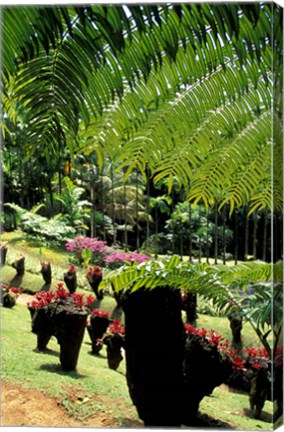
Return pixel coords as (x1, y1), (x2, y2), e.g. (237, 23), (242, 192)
(104, 251), (150, 269)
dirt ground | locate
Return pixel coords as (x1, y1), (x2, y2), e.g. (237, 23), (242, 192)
(1, 381), (142, 428)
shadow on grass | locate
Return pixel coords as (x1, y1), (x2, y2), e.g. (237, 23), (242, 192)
(9, 274), (24, 288)
(40, 283), (51, 292)
(33, 348), (59, 358)
(39, 363), (87, 379)
(87, 350), (107, 360)
(243, 407), (273, 423)
(187, 412), (234, 429)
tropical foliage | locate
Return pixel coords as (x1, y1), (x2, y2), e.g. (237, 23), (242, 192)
(102, 255), (282, 356)
(2, 3), (283, 215)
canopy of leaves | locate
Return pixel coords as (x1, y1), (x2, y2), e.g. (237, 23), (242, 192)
(2, 4), (283, 214)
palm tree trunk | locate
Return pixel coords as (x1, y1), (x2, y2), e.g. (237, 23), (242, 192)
(172, 190), (175, 254)
(222, 206), (226, 265)
(90, 188), (94, 237)
(198, 206), (202, 263)
(252, 213), (258, 260)
(188, 202), (192, 262)
(244, 210), (249, 261)
(206, 211), (210, 264)
(234, 210), (238, 265)
(214, 204), (218, 264)
(100, 169), (106, 241)
(111, 164), (116, 244)
(262, 211), (268, 262)
(146, 169), (150, 242)
(124, 182), (128, 251)
(136, 171), (140, 250)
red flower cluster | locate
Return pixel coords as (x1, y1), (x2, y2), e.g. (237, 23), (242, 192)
(108, 319), (125, 335)
(67, 264), (76, 274)
(184, 324), (246, 371)
(0, 283), (22, 295)
(27, 291), (55, 309)
(91, 309), (110, 318)
(71, 293), (84, 308)
(54, 283), (69, 300)
(86, 294), (96, 307)
(86, 266), (103, 278)
(245, 347), (269, 359)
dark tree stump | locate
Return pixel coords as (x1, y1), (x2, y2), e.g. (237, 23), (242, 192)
(11, 256), (25, 276)
(40, 262), (52, 284)
(122, 286), (185, 427)
(249, 362), (271, 418)
(86, 272), (104, 300)
(182, 333), (233, 424)
(0, 243), (8, 266)
(181, 292), (198, 325)
(228, 315), (243, 343)
(104, 334), (125, 370)
(54, 311), (88, 371)
(32, 308), (55, 351)
(64, 265), (77, 293)
(88, 314), (110, 354)
(2, 292), (16, 308)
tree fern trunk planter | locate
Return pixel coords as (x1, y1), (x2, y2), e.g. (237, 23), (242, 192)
(121, 286), (185, 427)
(63, 264), (77, 293)
(181, 330), (233, 424)
(54, 309), (88, 371)
(103, 320), (125, 370)
(85, 267), (104, 300)
(181, 292), (198, 325)
(48, 288), (95, 371)
(0, 242), (8, 266)
(32, 308), (55, 351)
(40, 261), (52, 284)
(88, 310), (110, 354)
(11, 256), (25, 276)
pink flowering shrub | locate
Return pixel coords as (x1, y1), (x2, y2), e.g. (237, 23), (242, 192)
(65, 237), (108, 266)
(104, 251), (150, 269)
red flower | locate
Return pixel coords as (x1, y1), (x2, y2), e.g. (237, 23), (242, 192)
(54, 284), (69, 299)
(184, 324), (199, 335)
(67, 264), (76, 274)
(250, 360), (263, 369)
(232, 356), (246, 371)
(108, 319), (125, 335)
(86, 294), (96, 307)
(85, 266), (103, 278)
(71, 293), (84, 308)
(91, 309), (110, 318)
(207, 330), (224, 346)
